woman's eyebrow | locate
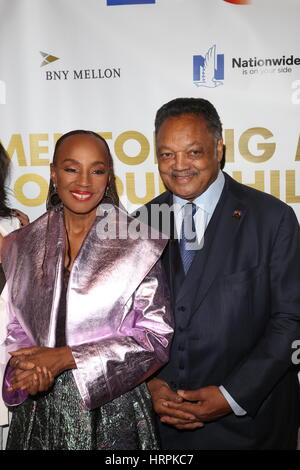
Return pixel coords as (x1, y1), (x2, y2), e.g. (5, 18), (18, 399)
(60, 158), (105, 166)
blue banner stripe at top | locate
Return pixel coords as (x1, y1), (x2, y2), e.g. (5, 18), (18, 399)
(107, 0), (155, 5)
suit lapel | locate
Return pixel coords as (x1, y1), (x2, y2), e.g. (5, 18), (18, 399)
(158, 192), (185, 302)
(176, 176), (247, 311)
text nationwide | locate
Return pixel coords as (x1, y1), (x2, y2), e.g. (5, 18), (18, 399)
(232, 55), (300, 68)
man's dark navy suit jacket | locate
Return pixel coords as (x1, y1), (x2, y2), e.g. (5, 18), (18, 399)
(141, 172), (300, 450)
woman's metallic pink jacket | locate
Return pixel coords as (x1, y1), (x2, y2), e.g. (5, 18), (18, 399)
(1, 204), (173, 410)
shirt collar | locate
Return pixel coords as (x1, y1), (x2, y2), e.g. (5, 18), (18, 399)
(173, 170), (225, 215)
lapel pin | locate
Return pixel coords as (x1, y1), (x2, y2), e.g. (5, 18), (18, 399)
(232, 210), (242, 219)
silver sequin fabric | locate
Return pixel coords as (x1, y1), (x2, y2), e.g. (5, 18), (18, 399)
(6, 371), (158, 450)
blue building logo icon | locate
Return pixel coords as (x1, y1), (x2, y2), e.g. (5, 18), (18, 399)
(193, 45), (224, 88)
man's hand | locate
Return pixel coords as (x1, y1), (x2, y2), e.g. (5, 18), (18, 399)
(147, 378), (204, 430)
(166, 386), (232, 423)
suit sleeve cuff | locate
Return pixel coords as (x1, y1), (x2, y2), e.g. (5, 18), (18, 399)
(219, 385), (247, 416)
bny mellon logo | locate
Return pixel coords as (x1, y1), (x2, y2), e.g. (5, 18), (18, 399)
(40, 51), (60, 67)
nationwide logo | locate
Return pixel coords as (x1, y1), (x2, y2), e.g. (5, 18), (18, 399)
(232, 54), (300, 68)
(193, 45), (224, 88)
(223, 0), (250, 4)
(107, 0), (155, 5)
(232, 54), (300, 77)
(40, 51), (60, 67)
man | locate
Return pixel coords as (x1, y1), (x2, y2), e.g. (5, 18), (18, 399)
(141, 97), (300, 449)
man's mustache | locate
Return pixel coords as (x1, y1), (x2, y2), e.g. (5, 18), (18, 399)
(160, 170), (199, 178)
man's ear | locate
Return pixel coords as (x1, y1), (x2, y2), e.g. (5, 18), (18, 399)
(216, 138), (224, 163)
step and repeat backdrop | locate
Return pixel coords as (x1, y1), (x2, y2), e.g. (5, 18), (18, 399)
(0, 0), (299, 222)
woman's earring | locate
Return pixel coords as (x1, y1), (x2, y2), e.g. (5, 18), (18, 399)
(47, 180), (61, 210)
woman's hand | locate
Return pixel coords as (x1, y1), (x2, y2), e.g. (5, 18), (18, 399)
(8, 346), (76, 395)
(8, 366), (54, 395)
(9, 346), (76, 377)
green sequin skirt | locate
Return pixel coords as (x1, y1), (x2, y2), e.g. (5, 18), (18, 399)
(6, 371), (159, 450)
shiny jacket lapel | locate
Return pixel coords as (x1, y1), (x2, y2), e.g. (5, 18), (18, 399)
(2, 208), (65, 346)
(66, 204), (167, 346)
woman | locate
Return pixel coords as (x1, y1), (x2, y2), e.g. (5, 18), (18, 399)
(1, 130), (173, 450)
(0, 142), (29, 437)
(0, 142), (29, 259)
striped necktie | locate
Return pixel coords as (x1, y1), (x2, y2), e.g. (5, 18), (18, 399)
(179, 202), (197, 274)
